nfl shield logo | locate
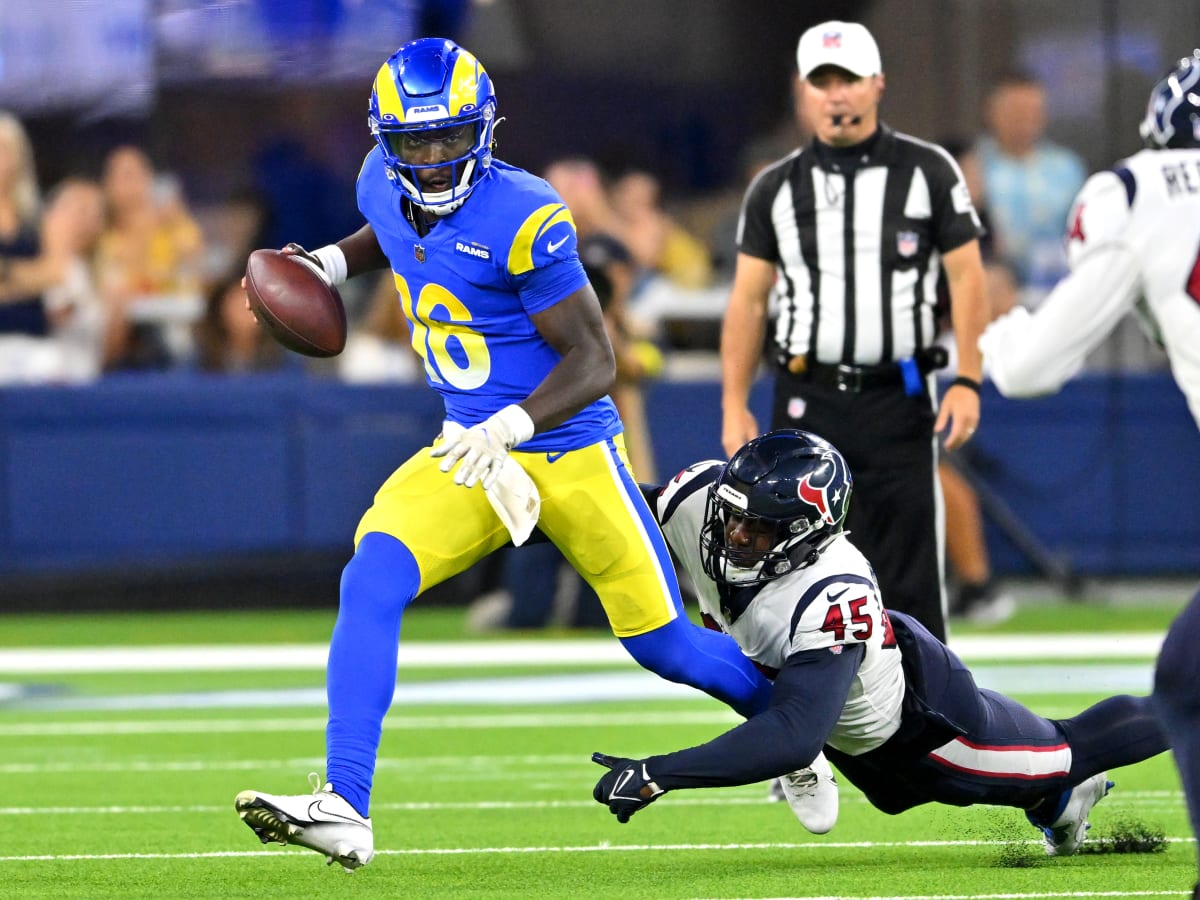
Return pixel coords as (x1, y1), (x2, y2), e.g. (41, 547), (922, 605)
(415, 244), (426, 263)
(897, 230), (919, 257)
(822, 31), (842, 48)
(787, 396), (807, 420)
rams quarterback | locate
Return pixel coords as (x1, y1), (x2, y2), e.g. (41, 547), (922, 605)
(233, 37), (804, 870)
(592, 429), (1168, 858)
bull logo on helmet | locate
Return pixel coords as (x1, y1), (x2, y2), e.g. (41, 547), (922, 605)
(796, 453), (841, 525)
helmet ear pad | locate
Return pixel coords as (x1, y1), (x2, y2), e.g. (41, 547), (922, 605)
(1139, 50), (1200, 150)
(699, 429), (853, 587)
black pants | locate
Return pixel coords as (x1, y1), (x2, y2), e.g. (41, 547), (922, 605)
(771, 369), (946, 640)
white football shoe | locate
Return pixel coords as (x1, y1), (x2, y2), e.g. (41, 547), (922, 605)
(235, 774), (374, 871)
(768, 751), (839, 834)
(1027, 771), (1113, 857)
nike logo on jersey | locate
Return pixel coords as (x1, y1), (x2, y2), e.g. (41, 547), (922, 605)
(547, 235), (569, 253)
(828, 587), (849, 603)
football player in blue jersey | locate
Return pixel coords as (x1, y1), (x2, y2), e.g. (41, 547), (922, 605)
(591, 429), (1168, 858)
(233, 37), (799, 871)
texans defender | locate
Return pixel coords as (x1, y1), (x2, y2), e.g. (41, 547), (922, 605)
(233, 37), (787, 871)
(592, 429), (1168, 858)
(980, 51), (1200, 894)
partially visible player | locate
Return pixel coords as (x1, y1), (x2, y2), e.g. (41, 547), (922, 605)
(979, 50), (1200, 893)
(590, 429), (1168, 857)
(232, 37), (785, 870)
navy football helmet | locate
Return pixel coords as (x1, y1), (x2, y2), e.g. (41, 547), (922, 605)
(1139, 50), (1200, 150)
(368, 38), (498, 214)
(700, 429), (852, 587)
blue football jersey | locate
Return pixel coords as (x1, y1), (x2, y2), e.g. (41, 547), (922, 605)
(357, 150), (622, 452)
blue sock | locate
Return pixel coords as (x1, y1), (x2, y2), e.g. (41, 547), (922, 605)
(326, 532), (419, 818)
(620, 616), (773, 718)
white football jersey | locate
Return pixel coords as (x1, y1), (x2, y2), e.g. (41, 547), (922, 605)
(653, 462), (906, 755)
(980, 147), (1200, 427)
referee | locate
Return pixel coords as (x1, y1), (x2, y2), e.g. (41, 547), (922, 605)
(720, 20), (988, 642)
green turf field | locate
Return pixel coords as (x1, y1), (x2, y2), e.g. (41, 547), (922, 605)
(0, 600), (1195, 898)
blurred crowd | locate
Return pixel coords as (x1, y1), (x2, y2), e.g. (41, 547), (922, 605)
(0, 69), (1106, 389)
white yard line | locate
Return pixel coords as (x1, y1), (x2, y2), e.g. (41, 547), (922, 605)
(0, 789), (1182, 815)
(0, 710), (741, 736)
(0, 634), (1167, 674)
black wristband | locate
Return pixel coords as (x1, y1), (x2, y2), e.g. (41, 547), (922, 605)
(951, 375), (981, 394)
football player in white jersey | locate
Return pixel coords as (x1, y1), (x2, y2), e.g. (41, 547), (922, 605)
(591, 429), (1167, 856)
(980, 51), (1200, 892)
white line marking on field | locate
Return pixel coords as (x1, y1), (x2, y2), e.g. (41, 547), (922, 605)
(0, 789), (1183, 816)
(0, 634), (1166, 674)
(0, 664), (1156, 715)
(0, 838), (1194, 868)
(697, 893), (1191, 899)
(0, 710), (739, 737)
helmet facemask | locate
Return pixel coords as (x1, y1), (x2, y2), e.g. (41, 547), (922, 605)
(699, 482), (838, 587)
(371, 105), (495, 214)
(698, 429), (852, 589)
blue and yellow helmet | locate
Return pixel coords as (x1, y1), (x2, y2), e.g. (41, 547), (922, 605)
(368, 38), (497, 214)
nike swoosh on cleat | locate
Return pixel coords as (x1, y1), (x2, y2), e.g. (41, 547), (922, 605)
(307, 799), (363, 825)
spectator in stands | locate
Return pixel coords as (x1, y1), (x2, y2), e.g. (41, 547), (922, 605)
(0, 176), (108, 383)
(977, 72), (1086, 306)
(610, 169), (713, 294)
(542, 157), (625, 243)
(0, 111), (46, 339)
(194, 276), (291, 374)
(95, 145), (206, 370)
(706, 137), (794, 282)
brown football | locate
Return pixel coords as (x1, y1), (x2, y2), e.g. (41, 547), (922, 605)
(244, 249), (347, 358)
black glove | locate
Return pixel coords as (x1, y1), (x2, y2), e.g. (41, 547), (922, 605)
(592, 752), (665, 823)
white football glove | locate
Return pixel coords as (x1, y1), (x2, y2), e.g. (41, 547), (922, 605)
(430, 405), (535, 490)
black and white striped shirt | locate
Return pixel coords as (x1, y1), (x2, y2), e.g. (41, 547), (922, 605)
(738, 126), (981, 367)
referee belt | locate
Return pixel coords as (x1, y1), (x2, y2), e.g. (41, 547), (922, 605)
(780, 347), (947, 393)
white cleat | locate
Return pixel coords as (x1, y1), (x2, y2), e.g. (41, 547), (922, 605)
(1028, 771), (1113, 857)
(235, 774), (374, 872)
(768, 751), (839, 834)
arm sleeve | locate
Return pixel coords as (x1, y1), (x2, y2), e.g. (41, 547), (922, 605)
(644, 643), (864, 790)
